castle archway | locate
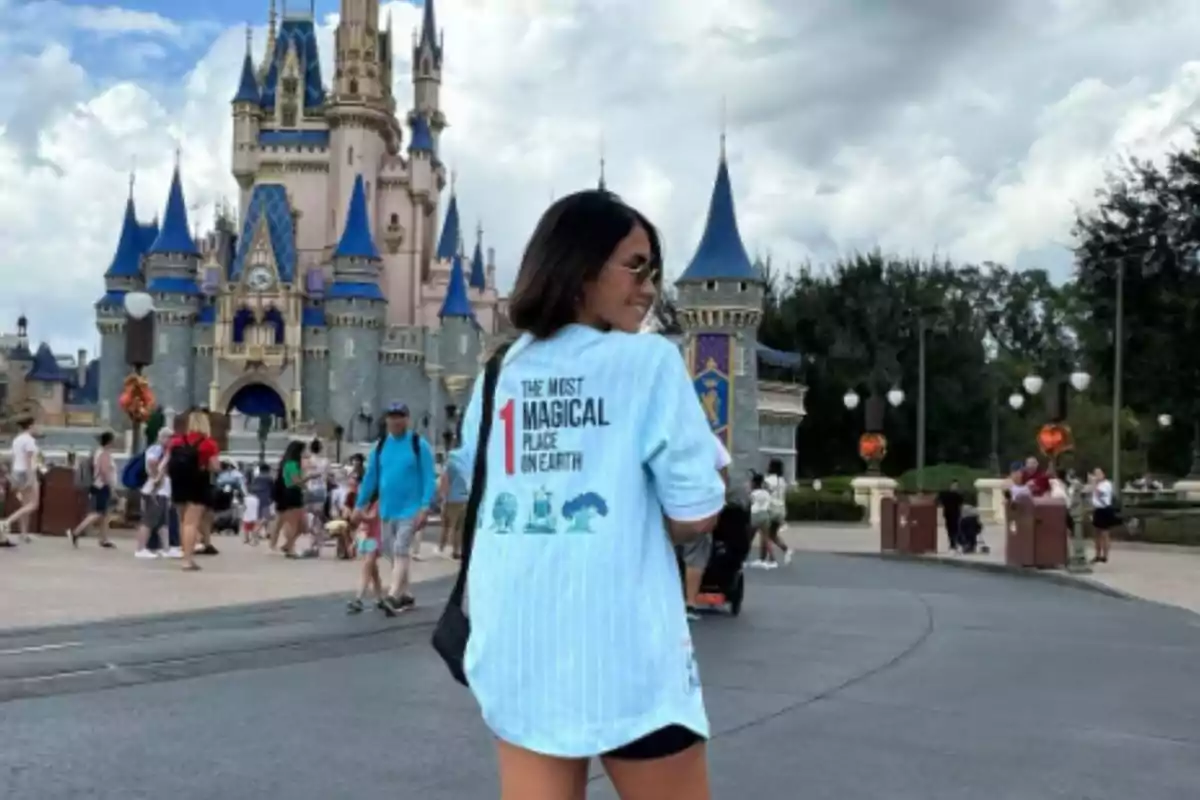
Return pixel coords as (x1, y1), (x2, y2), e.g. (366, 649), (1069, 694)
(220, 376), (288, 423)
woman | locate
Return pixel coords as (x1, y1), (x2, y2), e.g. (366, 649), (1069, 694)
(758, 458), (792, 567)
(450, 190), (725, 799)
(67, 430), (118, 549)
(168, 410), (221, 571)
(1089, 466), (1118, 564)
(275, 440), (307, 558)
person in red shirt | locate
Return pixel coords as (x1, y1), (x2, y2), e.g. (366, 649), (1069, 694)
(1020, 456), (1051, 498)
(168, 409), (221, 571)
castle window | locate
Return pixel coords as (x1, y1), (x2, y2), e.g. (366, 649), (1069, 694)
(348, 146), (354, 166)
(281, 103), (297, 127)
(459, 333), (468, 355)
(349, 78), (358, 94)
(282, 77), (298, 96)
(389, 212), (399, 226)
(733, 345), (745, 377)
(739, 282), (747, 291)
(705, 281), (716, 291)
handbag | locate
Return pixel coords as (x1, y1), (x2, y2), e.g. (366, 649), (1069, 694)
(431, 344), (510, 686)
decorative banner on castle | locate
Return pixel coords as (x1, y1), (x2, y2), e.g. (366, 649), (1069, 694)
(690, 333), (732, 450)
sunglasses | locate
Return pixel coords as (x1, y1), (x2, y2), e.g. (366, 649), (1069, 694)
(619, 257), (661, 285)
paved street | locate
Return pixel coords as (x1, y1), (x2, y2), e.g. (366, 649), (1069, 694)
(2, 552), (1198, 799)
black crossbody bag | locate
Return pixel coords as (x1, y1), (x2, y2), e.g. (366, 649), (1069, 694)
(431, 344), (509, 686)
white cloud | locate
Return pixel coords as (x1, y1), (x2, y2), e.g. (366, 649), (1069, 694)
(5, 0), (1200, 357)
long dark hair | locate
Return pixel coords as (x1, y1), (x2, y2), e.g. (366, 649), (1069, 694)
(507, 189), (662, 339)
(280, 440), (305, 468)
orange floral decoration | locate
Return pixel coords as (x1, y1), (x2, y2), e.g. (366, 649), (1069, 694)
(859, 432), (888, 462)
(118, 374), (156, 424)
(1036, 423), (1072, 457)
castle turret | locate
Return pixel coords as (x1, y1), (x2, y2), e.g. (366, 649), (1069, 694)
(327, 174), (384, 427)
(94, 176), (146, 426)
(435, 187), (461, 264)
(674, 136), (764, 477)
(468, 222), (487, 291)
(411, 0), (446, 149)
(144, 160), (202, 416)
(435, 251), (480, 448)
(231, 26), (262, 217)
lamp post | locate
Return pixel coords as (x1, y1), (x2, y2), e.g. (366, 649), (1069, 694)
(1021, 367), (1091, 573)
(844, 386), (904, 475)
(333, 424), (345, 464)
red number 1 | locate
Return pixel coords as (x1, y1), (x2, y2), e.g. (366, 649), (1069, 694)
(499, 399), (515, 475)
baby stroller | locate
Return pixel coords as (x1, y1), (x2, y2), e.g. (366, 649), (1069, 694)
(210, 482), (243, 535)
(696, 502), (754, 616)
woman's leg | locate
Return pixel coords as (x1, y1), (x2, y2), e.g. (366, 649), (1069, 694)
(495, 739), (588, 800)
(180, 503), (203, 570)
(602, 740), (711, 800)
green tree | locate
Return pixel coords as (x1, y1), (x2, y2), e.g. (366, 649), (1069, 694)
(1073, 142), (1200, 477)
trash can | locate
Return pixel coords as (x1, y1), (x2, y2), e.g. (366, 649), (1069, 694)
(1006, 496), (1036, 567)
(880, 495), (898, 551)
(1032, 499), (1068, 568)
(897, 495), (938, 554)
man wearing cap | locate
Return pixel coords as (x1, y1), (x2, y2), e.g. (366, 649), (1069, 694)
(351, 403), (437, 612)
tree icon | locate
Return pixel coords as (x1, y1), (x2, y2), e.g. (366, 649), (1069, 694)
(561, 492), (609, 533)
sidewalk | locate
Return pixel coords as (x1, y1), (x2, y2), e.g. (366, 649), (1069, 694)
(780, 523), (1200, 616)
(0, 529), (458, 630)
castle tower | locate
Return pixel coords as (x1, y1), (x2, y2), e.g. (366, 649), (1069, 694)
(327, 174), (384, 427)
(143, 160), (202, 416)
(327, 0), (399, 248)
(411, 0), (446, 149)
(94, 178), (145, 426)
(436, 251), (480, 449)
(674, 136), (764, 478)
(231, 26), (262, 219)
(434, 186), (462, 268)
(468, 222), (487, 291)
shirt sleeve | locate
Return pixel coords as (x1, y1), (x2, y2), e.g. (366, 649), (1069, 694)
(640, 339), (727, 522)
(713, 436), (732, 470)
(447, 373), (485, 482)
(418, 437), (437, 509)
(199, 437), (220, 463)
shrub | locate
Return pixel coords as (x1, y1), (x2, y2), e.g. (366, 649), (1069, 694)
(807, 475), (857, 495)
(786, 488), (864, 522)
(1119, 508), (1200, 546)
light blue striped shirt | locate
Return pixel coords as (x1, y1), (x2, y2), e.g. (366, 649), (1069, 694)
(450, 325), (725, 757)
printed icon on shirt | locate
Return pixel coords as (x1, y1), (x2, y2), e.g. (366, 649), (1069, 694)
(491, 492), (518, 533)
(523, 487), (558, 534)
(561, 491), (609, 533)
(685, 650), (701, 692)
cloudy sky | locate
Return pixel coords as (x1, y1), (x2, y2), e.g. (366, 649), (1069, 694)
(3, 0), (1200, 357)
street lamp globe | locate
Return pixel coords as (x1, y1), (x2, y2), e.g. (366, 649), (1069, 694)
(886, 387), (905, 407)
(1022, 374), (1044, 395)
(1008, 392), (1025, 410)
(1069, 371), (1092, 392)
(842, 390), (860, 410)
(1158, 413), (1173, 428)
(123, 291), (155, 320)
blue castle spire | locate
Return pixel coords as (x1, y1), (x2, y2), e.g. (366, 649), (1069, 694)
(439, 252), (474, 318)
(148, 162), (199, 256)
(104, 195), (144, 278)
(232, 44), (260, 104)
(333, 174), (380, 260)
(468, 227), (486, 290)
(435, 189), (461, 261)
(417, 0), (443, 67)
(676, 139), (758, 284)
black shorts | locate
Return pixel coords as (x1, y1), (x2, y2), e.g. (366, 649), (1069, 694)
(603, 725), (703, 761)
(88, 485), (112, 514)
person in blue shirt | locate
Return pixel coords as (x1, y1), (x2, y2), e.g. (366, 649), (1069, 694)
(435, 419), (469, 559)
(351, 403), (436, 613)
(448, 190), (725, 799)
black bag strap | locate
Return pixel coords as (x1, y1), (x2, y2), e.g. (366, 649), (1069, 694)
(450, 343), (510, 607)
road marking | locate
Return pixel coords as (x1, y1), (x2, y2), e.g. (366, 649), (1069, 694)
(0, 641), (84, 656)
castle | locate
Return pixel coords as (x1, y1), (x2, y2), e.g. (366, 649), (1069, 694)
(94, 0), (501, 451)
(79, 0), (806, 474)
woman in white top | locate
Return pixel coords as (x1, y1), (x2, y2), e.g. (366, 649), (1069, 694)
(752, 458), (792, 567)
(1088, 467), (1118, 563)
(0, 416), (39, 546)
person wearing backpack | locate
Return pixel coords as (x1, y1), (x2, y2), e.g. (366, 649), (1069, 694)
(66, 431), (118, 549)
(349, 402), (435, 613)
(167, 409), (221, 571)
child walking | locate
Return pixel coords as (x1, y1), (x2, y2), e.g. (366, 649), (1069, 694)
(748, 473), (781, 569)
(346, 500), (395, 616)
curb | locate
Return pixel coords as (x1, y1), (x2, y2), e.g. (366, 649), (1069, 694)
(835, 550), (1137, 602)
